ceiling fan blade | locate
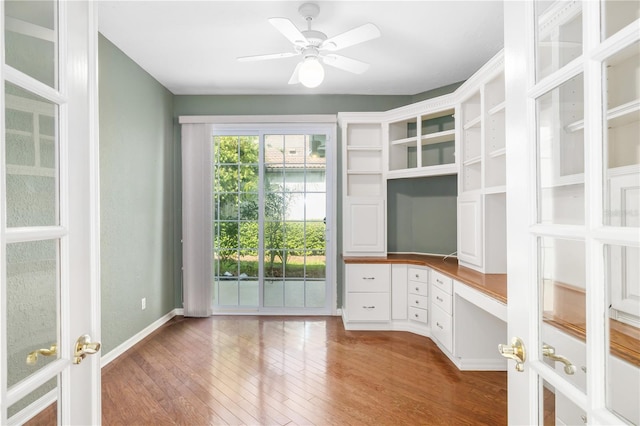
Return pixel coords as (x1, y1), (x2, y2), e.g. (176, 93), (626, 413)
(268, 17), (308, 47)
(321, 23), (381, 51)
(237, 52), (298, 62)
(288, 62), (302, 84)
(322, 54), (370, 74)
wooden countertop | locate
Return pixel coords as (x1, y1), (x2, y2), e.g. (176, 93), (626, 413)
(344, 253), (640, 368)
(343, 253), (507, 304)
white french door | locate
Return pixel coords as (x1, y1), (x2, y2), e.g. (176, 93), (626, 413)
(505, 1), (639, 425)
(1, 1), (101, 424)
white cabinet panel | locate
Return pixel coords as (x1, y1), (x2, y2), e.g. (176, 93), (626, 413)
(408, 281), (429, 296)
(391, 264), (408, 320)
(408, 306), (428, 324)
(458, 194), (483, 268)
(346, 263), (389, 292)
(431, 305), (453, 352)
(431, 270), (453, 294)
(344, 197), (385, 253)
(408, 294), (428, 309)
(346, 293), (390, 321)
(431, 285), (452, 315)
(408, 267), (429, 283)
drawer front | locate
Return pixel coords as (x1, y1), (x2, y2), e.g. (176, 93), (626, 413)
(409, 294), (429, 309)
(408, 280), (429, 296)
(347, 264), (389, 293)
(408, 267), (429, 283)
(430, 270), (453, 295)
(346, 292), (390, 321)
(408, 306), (428, 324)
(431, 285), (452, 315)
(431, 305), (453, 352)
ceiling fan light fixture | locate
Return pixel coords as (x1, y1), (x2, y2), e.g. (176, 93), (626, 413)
(298, 57), (324, 88)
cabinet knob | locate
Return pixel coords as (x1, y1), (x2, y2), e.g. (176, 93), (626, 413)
(362, 305), (375, 309)
(436, 296), (443, 302)
(436, 279), (443, 284)
(436, 322), (443, 329)
(415, 274), (419, 278)
(415, 300), (419, 304)
(363, 277), (375, 280)
(415, 313), (419, 318)
(415, 287), (419, 291)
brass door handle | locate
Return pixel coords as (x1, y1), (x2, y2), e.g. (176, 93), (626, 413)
(73, 334), (101, 364)
(26, 344), (57, 365)
(542, 344), (576, 375)
(498, 337), (527, 372)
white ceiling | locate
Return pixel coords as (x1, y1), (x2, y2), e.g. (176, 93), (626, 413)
(98, 1), (504, 96)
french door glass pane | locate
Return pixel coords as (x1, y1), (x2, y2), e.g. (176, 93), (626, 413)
(6, 239), (59, 388)
(8, 376), (57, 420)
(4, 0), (57, 88)
(537, 74), (585, 225)
(535, 1), (583, 82)
(602, 0), (640, 40)
(539, 238), (586, 393)
(605, 243), (640, 425)
(603, 42), (639, 227)
(5, 82), (59, 227)
(541, 378), (587, 425)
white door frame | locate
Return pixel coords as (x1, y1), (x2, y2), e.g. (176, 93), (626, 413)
(0, 1), (101, 424)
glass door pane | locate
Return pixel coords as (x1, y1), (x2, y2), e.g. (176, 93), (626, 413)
(537, 74), (585, 225)
(212, 135), (260, 308)
(4, 0), (58, 88)
(602, 0), (640, 40)
(263, 134), (326, 309)
(535, 1), (583, 82)
(5, 82), (59, 227)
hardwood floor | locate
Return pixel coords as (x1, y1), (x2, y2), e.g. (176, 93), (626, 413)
(31, 316), (507, 425)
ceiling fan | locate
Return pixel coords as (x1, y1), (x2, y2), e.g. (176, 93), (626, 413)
(237, 3), (381, 88)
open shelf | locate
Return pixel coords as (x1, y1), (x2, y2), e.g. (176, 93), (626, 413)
(463, 115), (481, 130)
(420, 129), (455, 145)
(488, 101), (506, 116)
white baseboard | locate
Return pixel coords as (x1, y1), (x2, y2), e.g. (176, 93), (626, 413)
(101, 308), (181, 368)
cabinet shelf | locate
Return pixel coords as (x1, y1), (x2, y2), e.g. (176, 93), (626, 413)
(489, 147), (506, 158)
(464, 156), (482, 166)
(484, 185), (507, 195)
(390, 129), (455, 147)
(566, 99), (640, 132)
(387, 163), (457, 180)
(391, 136), (418, 146)
(463, 115), (482, 130)
(420, 129), (455, 145)
(347, 169), (382, 175)
(347, 146), (383, 152)
(488, 101), (506, 116)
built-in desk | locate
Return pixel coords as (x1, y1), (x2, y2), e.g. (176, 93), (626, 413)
(343, 254), (508, 370)
(343, 254), (640, 373)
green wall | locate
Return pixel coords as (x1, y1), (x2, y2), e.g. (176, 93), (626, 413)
(387, 175), (458, 255)
(99, 34), (176, 354)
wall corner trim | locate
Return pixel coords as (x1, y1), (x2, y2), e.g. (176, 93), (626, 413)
(100, 309), (182, 368)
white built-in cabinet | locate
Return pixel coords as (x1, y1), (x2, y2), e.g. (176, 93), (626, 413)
(343, 260), (507, 371)
(457, 52), (507, 273)
(341, 116), (387, 256)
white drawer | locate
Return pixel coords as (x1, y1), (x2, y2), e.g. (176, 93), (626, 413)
(431, 305), (453, 352)
(408, 267), (429, 283)
(408, 306), (428, 323)
(409, 294), (429, 309)
(408, 280), (429, 296)
(431, 285), (452, 315)
(346, 264), (389, 293)
(431, 270), (452, 295)
(346, 292), (390, 321)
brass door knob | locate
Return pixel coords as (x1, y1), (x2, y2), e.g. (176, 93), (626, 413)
(26, 344), (57, 365)
(498, 337), (527, 372)
(73, 334), (101, 364)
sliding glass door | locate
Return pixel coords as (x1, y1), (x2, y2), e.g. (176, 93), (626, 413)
(212, 128), (332, 313)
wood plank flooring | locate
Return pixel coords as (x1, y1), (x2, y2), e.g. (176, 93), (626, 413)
(31, 316), (507, 425)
